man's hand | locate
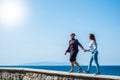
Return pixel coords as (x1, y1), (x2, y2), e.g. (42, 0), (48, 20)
(83, 48), (86, 52)
(64, 52), (67, 55)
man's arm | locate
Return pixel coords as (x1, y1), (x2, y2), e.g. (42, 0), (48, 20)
(65, 41), (70, 55)
(77, 39), (85, 51)
(65, 46), (70, 55)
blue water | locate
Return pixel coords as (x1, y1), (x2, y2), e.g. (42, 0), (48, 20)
(0, 66), (120, 76)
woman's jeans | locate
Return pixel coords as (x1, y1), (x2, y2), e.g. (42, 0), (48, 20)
(87, 51), (100, 73)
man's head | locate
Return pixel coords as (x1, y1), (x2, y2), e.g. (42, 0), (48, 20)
(70, 33), (76, 39)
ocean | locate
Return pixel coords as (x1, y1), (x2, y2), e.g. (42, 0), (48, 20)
(0, 66), (120, 76)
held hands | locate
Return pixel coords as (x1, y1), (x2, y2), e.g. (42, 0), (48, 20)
(65, 48), (86, 55)
(83, 48), (86, 52)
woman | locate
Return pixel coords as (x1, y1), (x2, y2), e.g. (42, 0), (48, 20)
(85, 34), (100, 75)
(65, 33), (85, 73)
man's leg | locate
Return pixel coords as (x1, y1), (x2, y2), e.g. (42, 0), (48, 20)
(74, 61), (82, 73)
(72, 51), (80, 68)
(74, 61), (81, 69)
(70, 61), (74, 72)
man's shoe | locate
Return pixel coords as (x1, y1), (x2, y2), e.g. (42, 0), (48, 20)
(69, 70), (74, 73)
(78, 68), (82, 73)
(84, 71), (90, 74)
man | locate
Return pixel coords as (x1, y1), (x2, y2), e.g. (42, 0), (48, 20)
(65, 33), (85, 73)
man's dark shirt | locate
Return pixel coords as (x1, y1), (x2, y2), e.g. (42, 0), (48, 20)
(66, 39), (84, 53)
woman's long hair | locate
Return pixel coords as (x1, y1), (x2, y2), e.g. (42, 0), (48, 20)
(89, 34), (96, 42)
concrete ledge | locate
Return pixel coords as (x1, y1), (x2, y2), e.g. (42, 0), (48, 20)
(0, 68), (120, 80)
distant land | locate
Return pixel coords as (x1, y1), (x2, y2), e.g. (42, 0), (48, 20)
(21, 62), (70, 66)
(0, 62), (119, 66)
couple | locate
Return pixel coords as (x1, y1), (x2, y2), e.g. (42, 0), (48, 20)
(64, 33), (100, 75)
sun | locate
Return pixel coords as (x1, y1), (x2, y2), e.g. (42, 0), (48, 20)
(0, 0), (27, 29)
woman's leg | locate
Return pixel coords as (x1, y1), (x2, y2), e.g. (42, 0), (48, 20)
(87, 56), (93, 72)
(94, 52), (100, 73)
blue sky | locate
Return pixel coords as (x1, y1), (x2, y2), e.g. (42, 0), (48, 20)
(0, 0), (120, 65)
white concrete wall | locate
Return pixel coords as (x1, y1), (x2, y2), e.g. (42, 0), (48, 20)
(0, 68), (120, 80)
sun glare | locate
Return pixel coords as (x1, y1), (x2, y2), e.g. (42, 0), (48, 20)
(0, 0), (27, 29)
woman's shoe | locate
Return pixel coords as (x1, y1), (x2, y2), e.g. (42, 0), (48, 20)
(84, 71), (90, 74)
(78, 68), (82, 73)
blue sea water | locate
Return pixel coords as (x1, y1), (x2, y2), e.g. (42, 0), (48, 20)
(0, 66), (120, 76)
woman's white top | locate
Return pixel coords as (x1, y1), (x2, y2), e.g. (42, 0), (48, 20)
(87, 40), (98, 53)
